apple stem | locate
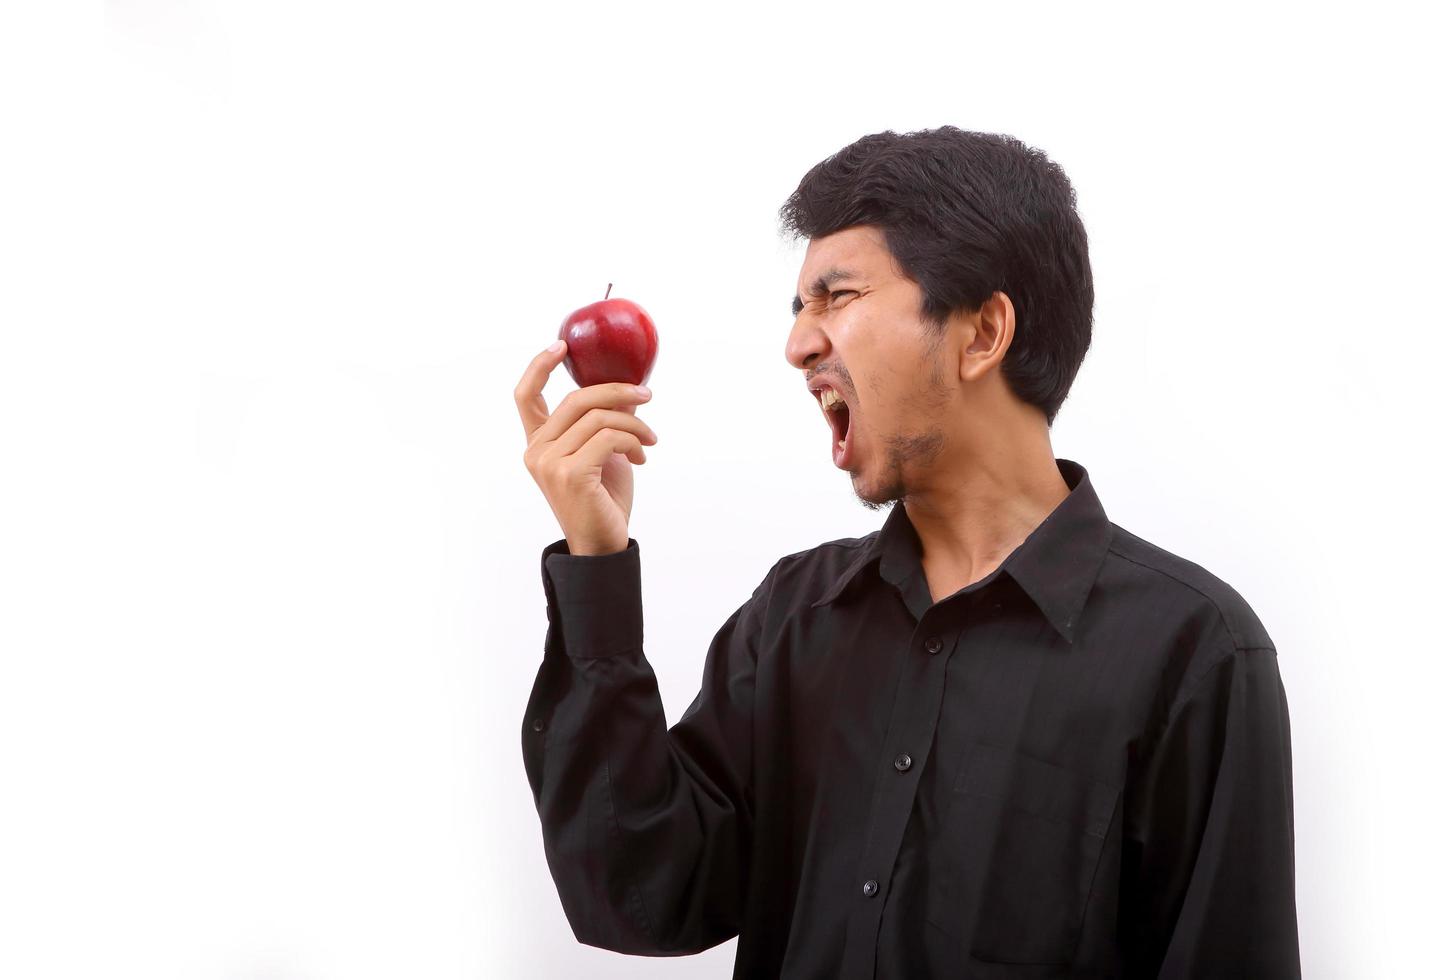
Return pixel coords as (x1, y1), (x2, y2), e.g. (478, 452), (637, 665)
(605, 283), (612, 300)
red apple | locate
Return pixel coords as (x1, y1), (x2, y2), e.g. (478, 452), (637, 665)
(557, 284), (659, 388)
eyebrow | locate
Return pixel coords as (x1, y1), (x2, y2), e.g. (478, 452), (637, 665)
(792, 267), (861, 316)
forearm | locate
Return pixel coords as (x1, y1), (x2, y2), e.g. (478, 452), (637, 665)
(520, 538), (759, 955)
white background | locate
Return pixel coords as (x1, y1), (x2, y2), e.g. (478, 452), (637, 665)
(2, 2), (1428, 977)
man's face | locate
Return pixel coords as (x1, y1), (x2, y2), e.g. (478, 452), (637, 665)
(786, 224), (962, 511)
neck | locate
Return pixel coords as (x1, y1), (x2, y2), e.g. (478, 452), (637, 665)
(902, 434), (1071, 588)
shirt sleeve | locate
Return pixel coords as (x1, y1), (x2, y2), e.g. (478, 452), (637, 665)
(1121, 645), (1302, 978)
(520, 536), (774, 956)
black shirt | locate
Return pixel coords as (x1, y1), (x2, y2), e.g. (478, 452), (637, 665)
(521, 457), (1300, 978)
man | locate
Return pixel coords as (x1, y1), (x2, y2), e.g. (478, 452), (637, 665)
(514, 126), (1300, 978)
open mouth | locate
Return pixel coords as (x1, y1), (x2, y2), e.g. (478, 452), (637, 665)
(830, 403), (850, 444)
(826, 402), (852, 467)
(812, 383), (854, 467)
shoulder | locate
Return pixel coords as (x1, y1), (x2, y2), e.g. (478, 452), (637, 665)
(757, 529), (881, 603)
(1104, 521), (1275, 655)
(776, 530), (879, 571)
(1103, 523), (1286, 731)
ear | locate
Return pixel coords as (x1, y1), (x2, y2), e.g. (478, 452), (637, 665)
(960, 291), (1015, 381)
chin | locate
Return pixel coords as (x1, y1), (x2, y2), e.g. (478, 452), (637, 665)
(853, 465), (904, 511)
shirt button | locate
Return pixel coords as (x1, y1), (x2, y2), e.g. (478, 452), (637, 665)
(532, 718), (545, 733)
(863, 879), (879, 897)
(924, 635), (943, 654)
(894, 754), (912, 772)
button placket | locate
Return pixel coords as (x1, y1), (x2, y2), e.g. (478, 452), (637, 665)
(841, 613), (962, 980)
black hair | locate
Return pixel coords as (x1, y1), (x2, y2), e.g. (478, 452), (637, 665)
(778, 125), (1095, 427)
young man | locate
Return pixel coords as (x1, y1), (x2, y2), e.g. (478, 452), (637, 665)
(515, 126), (1300, 978)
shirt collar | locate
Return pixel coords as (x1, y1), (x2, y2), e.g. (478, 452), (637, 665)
(810, 458), (1114, 644)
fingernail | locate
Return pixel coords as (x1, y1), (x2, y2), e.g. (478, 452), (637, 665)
(633, 385), (651, 398)
(547, 340), (565, 353)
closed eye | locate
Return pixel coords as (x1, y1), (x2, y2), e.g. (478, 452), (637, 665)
(794, 289), (858, 318)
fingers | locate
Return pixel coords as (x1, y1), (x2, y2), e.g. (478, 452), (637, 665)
(548, 408), (658, 459)
(572, 428), (647, 471)
(517, 340), (656, 457)
(514, 341), (569, 440)
(546, 380), (651, 441)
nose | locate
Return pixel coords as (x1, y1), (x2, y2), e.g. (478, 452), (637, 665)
(785, 313), (828, 373)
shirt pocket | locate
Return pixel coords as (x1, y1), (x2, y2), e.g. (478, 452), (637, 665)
(942, 741), (1121, 965)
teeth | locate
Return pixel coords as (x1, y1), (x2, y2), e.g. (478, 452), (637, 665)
(819, 387), (847, 412)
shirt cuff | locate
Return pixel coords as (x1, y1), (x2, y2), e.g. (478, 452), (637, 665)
(540, 537), (644, 659)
